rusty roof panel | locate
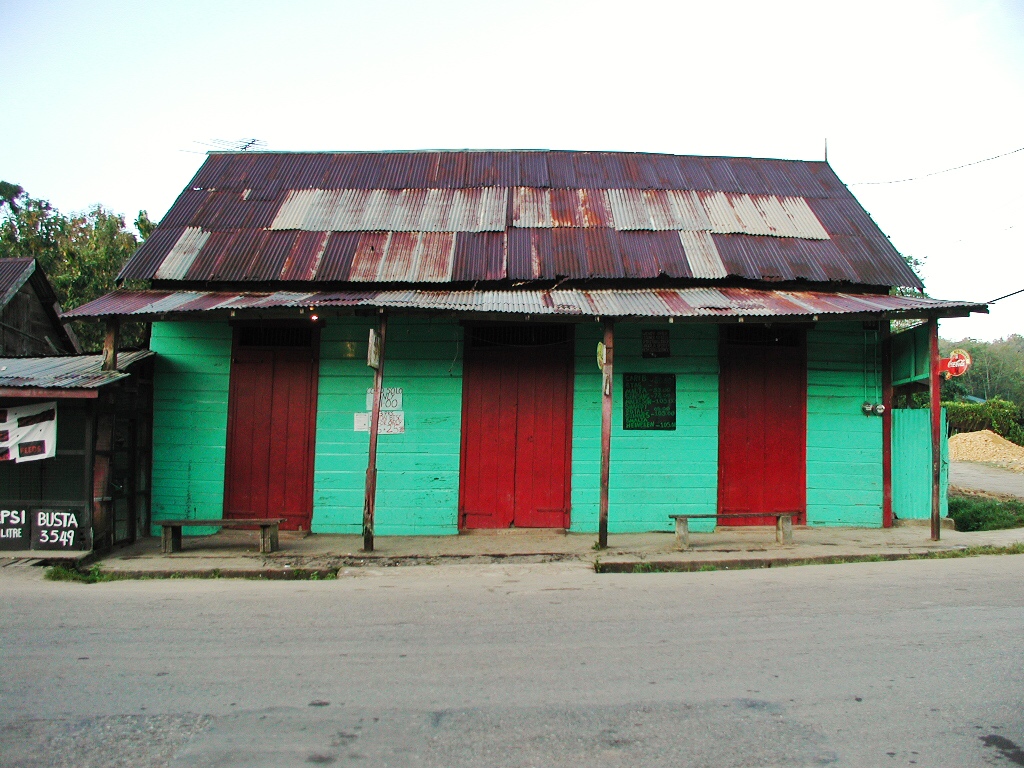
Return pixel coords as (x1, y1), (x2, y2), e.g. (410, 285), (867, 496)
(154, 228), (210, 280)
(453, 232), (505, 281)
(119, 151), (924, 289)
(680, 231), (726, 279)
(214, 228), (265, 280)
(507, 188), (827, 237)
(0, 350), (153, 390)
(0, 257), (34, 307)
(315, 232), (360, 281)
(280, 232), (328, 281)
(63, 288), (984, 321)
(349, 232), (389, 281)
(416, 232), (456, 282)
(270, 187), (508, 232)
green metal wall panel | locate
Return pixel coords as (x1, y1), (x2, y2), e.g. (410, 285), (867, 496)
(313, 316), (463, 535)
(806, 323), (884, 526)
(571, 323), (719, 534)
(149, 321), (231, 532)
(892, 409), (949, 520)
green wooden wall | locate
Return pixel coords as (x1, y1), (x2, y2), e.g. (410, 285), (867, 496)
(149, 321), (231, 531)
(146, 318), (895, 535)
(571, 323), (720, 534)
(314, 316), (463, 535)
(806, 323), (884, 526)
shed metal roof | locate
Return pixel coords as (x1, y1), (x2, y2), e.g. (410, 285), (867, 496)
(118, 151), (923, 289)
(0, 350), (153, 391)
(0, 257), (35, 308)
(63, 288), (983, 322)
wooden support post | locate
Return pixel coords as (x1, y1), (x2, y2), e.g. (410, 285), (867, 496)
(599, 319), (614, 549)
(101, 317), (120, 371)
(881, 322), (893, 528)
(362, 313), (387, 552)
(929, 317), (942, 541)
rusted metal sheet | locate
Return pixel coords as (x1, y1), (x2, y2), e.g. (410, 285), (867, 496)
(0, 257), (34, 306)
(64, 287), (985, 322)
(270, 187), (508, 232)
(0, 350), (153, 389)
(116, 150), (922, 289)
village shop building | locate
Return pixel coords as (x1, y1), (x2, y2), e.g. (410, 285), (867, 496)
(66, 151), (986, 543)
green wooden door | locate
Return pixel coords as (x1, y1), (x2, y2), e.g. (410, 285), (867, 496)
(892, 408), (948, 521)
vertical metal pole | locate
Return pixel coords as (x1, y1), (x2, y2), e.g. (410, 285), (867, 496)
(599, 319), (614, 549)
(929, 317), (942, 541)
(881, 322), (893, 528)
(363, 313), (387, 552)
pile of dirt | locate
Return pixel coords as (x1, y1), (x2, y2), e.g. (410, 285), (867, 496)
(949, 430), (1024, 471)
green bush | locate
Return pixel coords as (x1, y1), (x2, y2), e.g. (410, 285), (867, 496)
(944, 398), (1024, 446)
(948, 495), (1024, 532)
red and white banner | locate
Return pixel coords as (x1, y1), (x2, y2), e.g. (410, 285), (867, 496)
(0, 402), (57, 463)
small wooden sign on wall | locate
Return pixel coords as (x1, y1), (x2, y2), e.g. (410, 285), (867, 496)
(641, 329), (670, 358)
(623, 373), (676, 430)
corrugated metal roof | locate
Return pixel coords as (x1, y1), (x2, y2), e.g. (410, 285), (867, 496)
(117, 151), (922, 289)
(0, 350), (153, 390)
(64, 288), (984, 321)
(0, 257), (35, 308)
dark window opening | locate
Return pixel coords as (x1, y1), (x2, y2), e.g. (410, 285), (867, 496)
(723, 325), (802, 348)
(237, 326), (313, 348)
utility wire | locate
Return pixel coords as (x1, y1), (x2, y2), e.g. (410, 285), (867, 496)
(988, 287), (1024, 304)
(848, 144), (1024, 186)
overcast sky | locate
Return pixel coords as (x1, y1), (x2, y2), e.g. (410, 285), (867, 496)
(2, 0), (1022, 340)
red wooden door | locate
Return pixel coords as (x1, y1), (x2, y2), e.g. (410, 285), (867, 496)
(718, 326), (806, 525)
(460, 326), (574, 529)
(224, 326), (318, 531)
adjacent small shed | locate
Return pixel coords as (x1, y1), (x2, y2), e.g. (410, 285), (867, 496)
(0, 258), (80, 356)
(0, 351), (154, 555)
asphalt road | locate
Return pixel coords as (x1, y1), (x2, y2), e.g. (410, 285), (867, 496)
(950, 460), (1024, 498)
(1, 557), (1023, 768)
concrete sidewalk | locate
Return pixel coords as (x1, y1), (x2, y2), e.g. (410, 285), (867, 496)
(51, 522), (1024, 577)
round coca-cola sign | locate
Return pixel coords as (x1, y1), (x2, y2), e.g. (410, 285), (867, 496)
(946, 349), (972, 377)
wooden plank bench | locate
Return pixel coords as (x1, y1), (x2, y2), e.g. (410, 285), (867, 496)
(668, 513), (795, 550)
(158, 519), (286, 554)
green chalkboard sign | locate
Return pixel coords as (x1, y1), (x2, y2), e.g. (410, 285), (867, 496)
(623, 373), (676, 430)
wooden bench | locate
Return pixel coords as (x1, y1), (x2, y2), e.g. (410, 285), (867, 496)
(668, 513), (795, 550)
(159, 519), (286, 554)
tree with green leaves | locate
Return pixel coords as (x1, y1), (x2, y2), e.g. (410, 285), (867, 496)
(0, 183), (148, 351)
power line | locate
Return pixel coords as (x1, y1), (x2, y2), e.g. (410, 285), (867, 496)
(988, 287), (1024, 304)
(848, 144), (1024, 186)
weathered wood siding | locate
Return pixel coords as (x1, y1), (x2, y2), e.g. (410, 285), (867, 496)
(806, 322), (884, 526)
(149, 322), (231, 530)
(313, 316), (463, 535)
(1, 283), (62, 356)
(146, 318), (889, 535)
(892, 408), (949, 520)
(571, 323), (720, 533)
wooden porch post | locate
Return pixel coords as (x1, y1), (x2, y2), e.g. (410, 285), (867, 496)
(599, 319), (614, 549)
(363, 313), (387, 552)
(881, 321), (893, 528)
(928, 317), (942, 541)
(101, 317), (120, 372)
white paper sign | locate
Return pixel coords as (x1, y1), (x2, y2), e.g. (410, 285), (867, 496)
(365, 387), (403, 411)
(354, 411), (405, 434)
(0, 401), (58, 463)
